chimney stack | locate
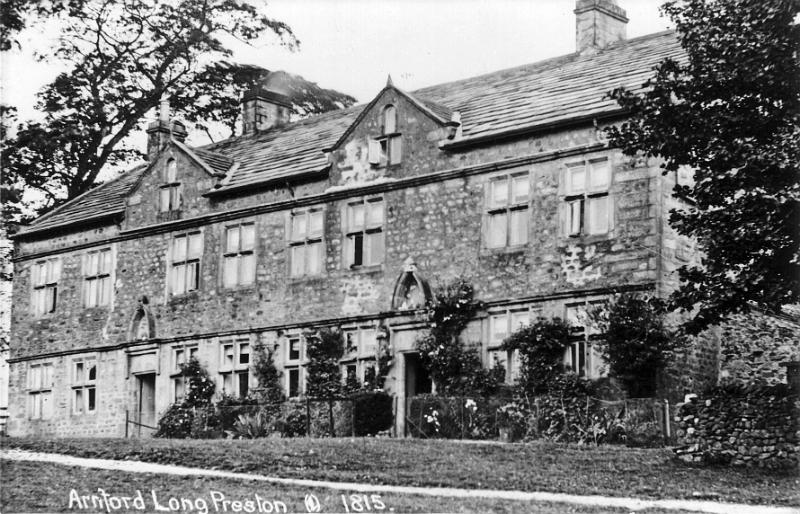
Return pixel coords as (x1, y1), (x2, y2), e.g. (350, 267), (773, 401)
(240, 87), (293, 135)
(575, 0), (628, 54)
(146, 97), (187, 161)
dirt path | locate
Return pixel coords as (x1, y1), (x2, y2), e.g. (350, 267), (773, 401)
(2, 449), (797, 514)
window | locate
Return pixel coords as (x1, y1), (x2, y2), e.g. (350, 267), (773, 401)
(486, 172), (530, 248)
(28, 363), (53, 419)
(171, 344), (199, 401)
(341, 327), (378, 386)
(219, 338), (250, 398)
(72, 359), (97, 414)
(31, 258), (60, 316)
(83, 248), (113, 308)
(290, 209), (324, 277)
(488, 307), (538, 383)
(344, 198), (384, 268)
(223, 223), (256, 287)
(159, 159), (181, 212)
(169, 232), (203, 295)
(562, 158), (613, 236)
(368, 105), (401, 167)
(564, 302), (606, 379)
(285, 334), (306, 398)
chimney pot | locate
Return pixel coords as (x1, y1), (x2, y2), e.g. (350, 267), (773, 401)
(146, 97), (187, 162)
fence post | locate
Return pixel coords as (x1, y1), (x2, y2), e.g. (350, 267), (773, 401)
(351, 399), (356, 438)
(460, 398), (465, 440)
(663, 399), (671, 444)
(125, 409), (128, 439)
(305, 398), (311, 437)
(328, 400), (335, 437)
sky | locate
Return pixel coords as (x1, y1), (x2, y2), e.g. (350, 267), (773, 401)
(1, 0), (674, 126)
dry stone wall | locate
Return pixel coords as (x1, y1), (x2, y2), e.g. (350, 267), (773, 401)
(674, 385), (800, 469)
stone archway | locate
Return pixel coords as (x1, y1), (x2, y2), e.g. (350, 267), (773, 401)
(128, 296), (156, 341)
(391, 257), (432, 311)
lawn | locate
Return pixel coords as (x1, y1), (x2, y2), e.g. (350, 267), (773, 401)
(0, 460), (701, 514)
(2, 437), (798, 507)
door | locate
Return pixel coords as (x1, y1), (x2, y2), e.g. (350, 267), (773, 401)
(404, 352), (432, 397)
(136, 373), (156, 436)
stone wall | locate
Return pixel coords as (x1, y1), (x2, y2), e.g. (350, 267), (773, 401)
(674, 385), (800, 469)
(718, 311), (800, 386)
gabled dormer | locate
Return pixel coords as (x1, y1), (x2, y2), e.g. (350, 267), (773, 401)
(124, 103), (234, 228)
(325, 77), (458, 188)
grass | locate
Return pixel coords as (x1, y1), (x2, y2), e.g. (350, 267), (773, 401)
(2, 437), (798, 507)
(0, 460), (700, 514)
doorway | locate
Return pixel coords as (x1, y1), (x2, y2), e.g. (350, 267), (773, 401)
(135, 373), (156, 436)
(404, 352), (432, 398)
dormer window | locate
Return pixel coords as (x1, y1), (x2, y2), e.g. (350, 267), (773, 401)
(159, 158), (181, 212)
(369, 105), (401, 167)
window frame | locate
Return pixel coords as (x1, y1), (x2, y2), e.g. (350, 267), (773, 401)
(369, 105), (402, 168)
(159, 158), (181, 213)
(168, 231), (203, 296)
(487, 306), (540, 383)
(30, 258), (61, 316)
(343, 197), (385, 269)
(564, 301), (606, 379)
(219, 337), (251, 398)
(28, 362), (54, 419)
(222, 222), (257, 288)
(82, 247), (114, 309)
(289, 208), (325, 277)
(562, 157), (614, 237)
(285, 333), (307, 398)
(485, 171), (531, 249)
(170, 344), (199, 402)
(71, 357), (97, 415)
(340, 326), (379, 386)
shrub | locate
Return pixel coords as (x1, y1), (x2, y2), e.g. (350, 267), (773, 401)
(502, 317), (573, 395)
(305, 328), (344, 398)
(352, 391), (393, 436)
(251, 342), (284, 413)
(226, 411), (273, 439)
(588, 294), (684, 397)
(277, 400), (308, 437)
(407, 394), (507, 440)
(415, 277), (502, 396)
(155, 358), (215, 438)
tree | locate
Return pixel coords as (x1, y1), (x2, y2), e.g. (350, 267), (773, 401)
(251, 342), (284, 409)
(1, 0), (356, 220)
(588, 294), (684, 397)
(606, 0), (800, 333)
(305, 328), (344, 399)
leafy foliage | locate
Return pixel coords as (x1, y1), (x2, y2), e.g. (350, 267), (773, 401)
(155, 357), (215, 438)
(251, 342), (284, 410)
(305, 328), (344, 398)
(588, 294), (684, 397)
(416, 277), (502, 396)
(606, 0), (800, 332)
(2, 0), (355, 220)
(502, 317), (574, 394)
(351, 391), (394, 436)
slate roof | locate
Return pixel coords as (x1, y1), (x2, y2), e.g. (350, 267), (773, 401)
(21, 165), (147, 235)
(17, 30), (681, 237)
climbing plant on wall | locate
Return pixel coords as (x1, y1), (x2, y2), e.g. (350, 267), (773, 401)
(305, 327), (344, 398)
(416, 277), (503, 396)
(502, 317), (574, 395)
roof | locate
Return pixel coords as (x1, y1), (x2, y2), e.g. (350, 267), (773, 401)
(17, 30), (682, 237)
(20, 165), (147, 236)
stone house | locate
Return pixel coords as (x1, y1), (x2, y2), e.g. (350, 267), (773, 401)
(7, 0), (733, 437)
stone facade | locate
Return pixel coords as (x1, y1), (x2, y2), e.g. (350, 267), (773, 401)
(5, 1), (777, 438)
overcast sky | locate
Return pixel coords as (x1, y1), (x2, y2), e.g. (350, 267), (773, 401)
(1, 0), (673, 125)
